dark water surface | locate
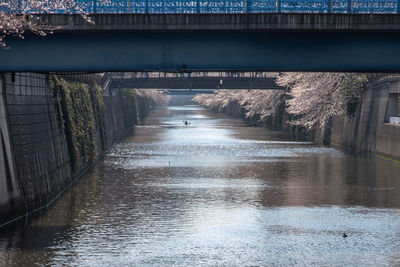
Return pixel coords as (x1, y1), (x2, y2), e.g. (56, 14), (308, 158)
(1, 103), (400, 266)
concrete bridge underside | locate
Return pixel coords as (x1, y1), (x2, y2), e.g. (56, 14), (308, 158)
(2, 14), (400, 72)
(112, 77), (282, 89)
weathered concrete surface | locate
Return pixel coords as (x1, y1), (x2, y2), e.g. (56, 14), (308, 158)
(331, 75), (400, 160)
(0, 75), (21, 225)
(39, 13), (400, 32)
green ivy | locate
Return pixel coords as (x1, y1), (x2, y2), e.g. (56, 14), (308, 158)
(90, 84), (107, 150)
(341, 74), (369, 116)
(341, 74), (369, 105)
(120, 88), (138, 127)
(50, 75), (104, 173)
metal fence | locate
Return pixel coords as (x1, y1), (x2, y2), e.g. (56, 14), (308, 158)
(2, 0), (400, 13)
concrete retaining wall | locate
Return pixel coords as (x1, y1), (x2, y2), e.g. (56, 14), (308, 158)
(0, 73), (150, 227)
(330, 76), (400, 160)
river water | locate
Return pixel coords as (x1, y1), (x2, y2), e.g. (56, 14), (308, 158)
(1, 100), (400, 266)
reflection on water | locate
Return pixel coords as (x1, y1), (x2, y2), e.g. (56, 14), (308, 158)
(1, 101), (400, 266)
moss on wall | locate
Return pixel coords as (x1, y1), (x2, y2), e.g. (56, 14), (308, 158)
(90, 84), (107, 151)
(120, 88), (138, 127)
(50, 75), (105, 174)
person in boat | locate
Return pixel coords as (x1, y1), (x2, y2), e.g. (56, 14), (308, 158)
(184, 121), (188, 126)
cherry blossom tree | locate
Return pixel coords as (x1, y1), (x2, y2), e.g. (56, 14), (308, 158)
(276, 73), (368, 129)
(0, 0), (95, 47)
(193, 89), (286, 123)
(194, 73), (368, 130)
(136, 89), (171, 105)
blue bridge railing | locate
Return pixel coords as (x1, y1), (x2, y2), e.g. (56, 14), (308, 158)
(2, 0), (400, 14)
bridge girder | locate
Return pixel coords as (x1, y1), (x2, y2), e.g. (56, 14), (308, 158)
(2, 14), (400, 72)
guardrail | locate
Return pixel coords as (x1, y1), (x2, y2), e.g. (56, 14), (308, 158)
(2, 0), (400, 14)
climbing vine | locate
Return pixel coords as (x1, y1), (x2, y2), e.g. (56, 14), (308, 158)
(50, 75), (103, 173)
(120, 88), (138, 127)
(90, 83), (107, 150)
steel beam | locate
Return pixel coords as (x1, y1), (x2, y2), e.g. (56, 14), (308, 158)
(2, 31), (400, 72)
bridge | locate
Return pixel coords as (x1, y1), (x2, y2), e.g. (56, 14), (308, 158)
(166, 89), (216, 95)
(4, 0), (400, 14)
(2, 13), (400, 72)
(108, 72), (282, 90)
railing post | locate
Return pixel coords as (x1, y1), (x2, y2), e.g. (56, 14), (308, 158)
(145, 0), (149, 13)
(245, 0), (250, 12)
(127, 0), (130, 13)
(327, 0), (332, 13)
(93, 0), (97, 13)
(277, 0), (281, 12)
(197, 0), (200, 13)
(398, 0), (400, 13)
(347, 0), (352, 13)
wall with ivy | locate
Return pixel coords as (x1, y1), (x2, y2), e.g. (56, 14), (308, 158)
(0, 73), (150, 226)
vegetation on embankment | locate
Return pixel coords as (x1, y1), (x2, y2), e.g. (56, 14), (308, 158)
(194, 73), (368, 141)
(50, 76), (170, 174)
(50, 75), (105, 173)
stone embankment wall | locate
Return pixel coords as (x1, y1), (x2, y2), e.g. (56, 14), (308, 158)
(0, 73), (152, 226)
(329, 76), (400, 160)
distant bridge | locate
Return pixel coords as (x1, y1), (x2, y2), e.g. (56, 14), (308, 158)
(166, 89), (216, 95)
(3, 13), (400, 72)
(109, 73), (282, 90)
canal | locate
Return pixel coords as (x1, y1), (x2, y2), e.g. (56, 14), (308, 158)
(1, 98), (400, 266)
